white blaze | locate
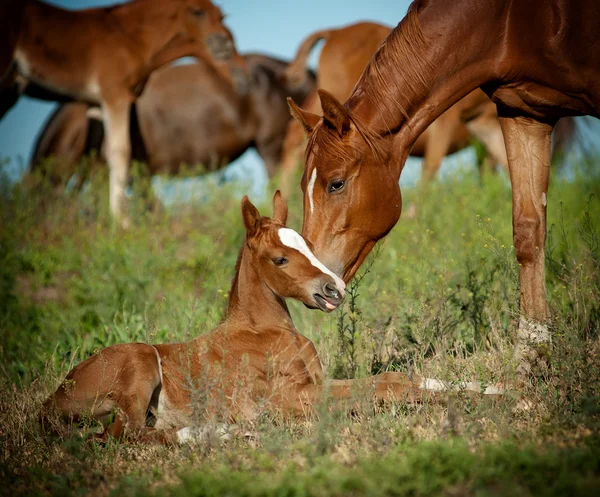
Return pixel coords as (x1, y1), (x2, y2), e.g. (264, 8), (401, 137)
(307, 168), (317, 214)
(278, 228), (346, 296)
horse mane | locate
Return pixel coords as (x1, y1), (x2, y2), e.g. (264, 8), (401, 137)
(304, 113), (388, 164)
(306, 1), (433, 164)
(348, 0), (434, 132)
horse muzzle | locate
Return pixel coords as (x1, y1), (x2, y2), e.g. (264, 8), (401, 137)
(310, 280), (344, 313)
(206, 34), (235, 61)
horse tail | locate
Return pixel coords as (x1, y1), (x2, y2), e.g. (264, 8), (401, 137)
(283, 28), (333, 89)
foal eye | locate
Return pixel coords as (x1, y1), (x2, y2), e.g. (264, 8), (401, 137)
(190, 7), (205, 17)
(327, 179), (345, 194)
(272, 257), (288, 266)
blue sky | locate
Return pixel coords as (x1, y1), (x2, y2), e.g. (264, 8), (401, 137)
(0, 0), (414, 184)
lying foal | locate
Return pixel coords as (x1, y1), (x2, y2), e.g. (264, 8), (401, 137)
(43, 192), (502, 443)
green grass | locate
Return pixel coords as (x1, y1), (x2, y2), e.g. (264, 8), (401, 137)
(0, 158), (599, 496)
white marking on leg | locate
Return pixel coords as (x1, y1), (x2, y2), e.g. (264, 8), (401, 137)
(482, 385), (504, 395)
(419, 378), (447, 392)
(542, 192), (547, 207)
(278, 227), (346, 295)
(307, 168), (317, 214)
(420, 378), (504, 395)
(176, 426), (194, 443)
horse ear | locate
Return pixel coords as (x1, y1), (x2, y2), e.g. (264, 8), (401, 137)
(288, 97), (320, 135)
(272, 190), (288, 225)
(318, 89), (350, 135)
(241, 195), (261, 236)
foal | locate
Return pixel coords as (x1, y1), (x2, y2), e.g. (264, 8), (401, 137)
(43, 192), (502, 443)
(3, 0), (245, 226)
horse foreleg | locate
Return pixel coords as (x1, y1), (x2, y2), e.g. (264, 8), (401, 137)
(102, 97), (132, 228)
(499, 112), (554, 377)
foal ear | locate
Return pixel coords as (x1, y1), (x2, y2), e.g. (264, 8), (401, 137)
(318, 89), (350, 135)
(288, 97), (321, 135)
(272, 190), (288, 225)
(241, 195), (261, 236)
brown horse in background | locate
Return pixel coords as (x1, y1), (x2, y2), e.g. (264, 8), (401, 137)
(43, 192), (501, 443)
(279, 21), (511, 195)
(30, 54), (316, 185)
(289, 0), (599, 376)
(1, 0), (246, 227)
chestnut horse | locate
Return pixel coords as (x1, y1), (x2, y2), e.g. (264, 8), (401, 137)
(30, 54), (315, 183)
(42, 191), (503, 443)
(2, 0), (245, 227)
(288, 0), (600, 375)
(279, 21), (510, 195)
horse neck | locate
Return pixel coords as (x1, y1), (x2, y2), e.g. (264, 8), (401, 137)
(347, 0), (503, 179)
(111, 0), (182, 58)
(225, 242), (294, 332)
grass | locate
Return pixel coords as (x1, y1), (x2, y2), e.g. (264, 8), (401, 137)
(0, 157), (599, 496)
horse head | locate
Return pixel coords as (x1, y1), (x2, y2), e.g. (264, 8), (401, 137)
(288, 90), (401, 283)
(179, 0), (237, 61)
(241, 191), (346, 313)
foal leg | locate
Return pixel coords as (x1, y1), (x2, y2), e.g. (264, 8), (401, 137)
(498, 112), (554, 376)
(102, 95), (133, 228)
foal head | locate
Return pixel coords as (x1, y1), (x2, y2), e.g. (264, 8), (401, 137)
(288, 90), (401, 283)
(240, 191), (346, 313)
(179, 0), (237, 61)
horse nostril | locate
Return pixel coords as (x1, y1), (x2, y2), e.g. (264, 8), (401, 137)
(323, 282), (339, 299)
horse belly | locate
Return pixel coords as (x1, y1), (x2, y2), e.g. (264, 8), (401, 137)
(491, 82), (597, 119)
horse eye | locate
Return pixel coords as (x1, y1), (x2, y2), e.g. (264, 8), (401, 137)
(327, 179), (345, 194)
(272, 257), (288, 266)
(190, 8), (205, 17)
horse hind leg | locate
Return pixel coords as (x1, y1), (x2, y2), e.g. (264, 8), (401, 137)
(465, 112), (509, 175)
(420, 118), (453, 183)
(41, 344), (163, 441)
(498, 112), (554, 377)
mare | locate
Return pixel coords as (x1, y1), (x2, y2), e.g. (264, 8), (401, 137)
(288, 0), (600, 375)
(42, 192), (501, 443)
(279, 21), (510, 195)
(30, 54), (316, 185)
(1, 0), (246, 226)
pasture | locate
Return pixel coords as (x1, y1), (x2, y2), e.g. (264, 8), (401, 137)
(1, 157), (599, 496)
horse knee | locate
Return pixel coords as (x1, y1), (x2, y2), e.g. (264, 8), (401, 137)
(513, 213), (543, 266)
